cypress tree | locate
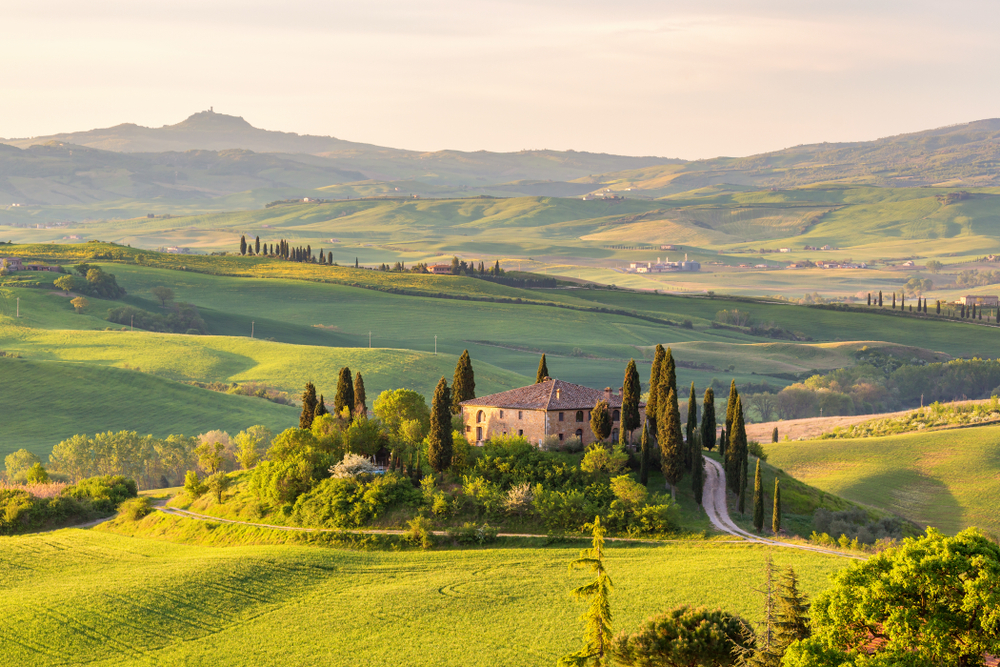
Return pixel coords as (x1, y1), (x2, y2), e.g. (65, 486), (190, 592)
(645, 344), (666, 438)
(239, 235), (247, 255)
(900, 293), (904, 309)
(728, 395), (748, 495)
(772, 426), (779, 443)
(725, 380), (739, 436)
(334, 366), (355, 420)
(639, 420), (650, 486)
(663, 347), (676, 395)
(701, 387), (715, 451)
(659, 388), (684, 499)
(685, 382), (697, 472)
(719, 428), (727, 459)
(536, 354), (549, 383)
(892, 292), (896, 309)
(973, 303), (978, 319)
(878, 290), (883, 307)
(314, 394), (329, 418)
(255, 236), (260, 254)
(300, 382), (318, 429)
(691, 428), (705, 504)
(620, 359), (641, 446)
(753, 458), (764, 532)
(772, 478), (782, 535)
(867, 293), (871, 306)
(590, 400), (612, 443)
(937, 300), (941, 314)
(354, 371), (367, 416)
(428, 377), (453, 472)
(355, 257), (359, 268)
(738, 457), (747, 515)
(319, 249), (325, 263)
(700, 387), (717, 451)
(452, 349), (476, 413)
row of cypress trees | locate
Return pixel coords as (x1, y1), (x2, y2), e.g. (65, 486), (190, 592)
(238, 235), (337, 265)
(298, 369), (368, 429)
(427, 349), (478, 473)
(867, 290), (1000, 322)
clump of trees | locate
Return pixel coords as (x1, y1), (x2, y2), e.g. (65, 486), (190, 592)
(53, 263), (126, 299)
(0, 475), (138, 535)
(106, 302), (207, 334)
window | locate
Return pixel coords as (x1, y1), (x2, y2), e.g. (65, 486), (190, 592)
(575, 429), (583, 439)
(613, 409), (620, 422)
(518, 411), (523, 419)
(558, 412), (564, 422)
(575, 410), (584, 422)
(466, 426), (471, 432)
(558, 433), (564, 441)
(476, 426), (483, 440)
(518, 429), (523, 436)
(477, 410), (485, 423)
(500, 410), (504, 418)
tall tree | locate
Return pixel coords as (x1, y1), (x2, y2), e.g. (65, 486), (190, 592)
(867, 293), (871, 306)
(772, 478), (782, 535)
(772, 426), (779, 443)
(659, 388), (684, 499)
(254, 236), (260, 254)
(892, 292), (896, 309)
(738, 457), (747, 516)
(645, 344), (666, 438)
(239, 235), (247, 255)
(638, 421), (650, 486)
(558, 517), (613, 667)
(452, 349), (476, 414)
(728, 395), (748, 495)
(354, 371), (367, 416)
(428, 378), (453, 472)
(725, 380), (739, 437)
(620, 359), (641, 446)
(300, 382), (318, 429)
(753, 458), (765, 532)
(685, 382), (697, 472)
(662, 347), (676, 395)
(314, 394), (329, 418)
(536, 354), (550, 383)
(691, 431), (705, 506)
(590, 400), (612, 443)
(878, 290), (883, 307)
(701, 388), (717, 451)
(334, 366), (355, 420)
(772, 566), (809, 652)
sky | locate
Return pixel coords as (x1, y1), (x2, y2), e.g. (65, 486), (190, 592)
(3, 0), (1000, 159)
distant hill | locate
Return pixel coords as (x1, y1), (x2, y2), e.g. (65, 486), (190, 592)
(0, 110), (674, 188)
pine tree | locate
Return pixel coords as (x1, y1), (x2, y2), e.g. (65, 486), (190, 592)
(428, 377), (453, 472)
(639, 421), (650, 486)
(558, 517), (613, 667)
(878, 290), (883, 307)
(701, 387), (717, 451)
(691, 430), (705, 506)
(753, 458), (764, 532)
(452, 349), (476, 413)
(354, 371), (367, 416)
(300, 382), (318, 429)
(536, 354), (549, 383)
(772, 566), (810, 654)
(590, 400), (612, 443)
(255, 236), (260, 254)
(645, 345), (666, 438)
(314, 394), (329, 418)
(239, 235), (247, 255)
(663, 347), (676, 395)
(620, 359), (641, 446)
(334, 366), (355, 420)
(772, 478), (781, 535)
(659, 388), (684, 499)
(685, 382), (697, 472)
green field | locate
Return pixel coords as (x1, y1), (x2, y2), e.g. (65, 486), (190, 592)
(765, 425), (1000, 538)
(0, 525), (848, 667)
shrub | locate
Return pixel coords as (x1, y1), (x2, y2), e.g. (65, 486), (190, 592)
(24, 463), (49, 484)
(119, 496), (153, 521)
(62, 475), (138, 513)
(581, 444), (629, 477)
(532, 485), (591, 532)
(446, 522), (498, 545)
(206, 472), (231, 503)
(611, 605), (750, 666)
(406, 515), (435, 549)
(184, 470), (208, 498)
(472, 441), (585, 490)
(291, 472), (419, 528)
(503, 483), (534, 515)
(249, 458), (316, 505)
(747, 440), (768, 462)
(329, 453), (377, 478)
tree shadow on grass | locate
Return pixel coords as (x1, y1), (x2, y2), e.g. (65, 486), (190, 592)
(836, 468), (964, 535)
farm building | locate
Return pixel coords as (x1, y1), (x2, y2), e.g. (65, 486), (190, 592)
(0, 257), (24, 271)
(460, 377), (645, 447)
(960, 295), (999, 307)
(22, 263), (60, 272)
(429, 264), (452, 275)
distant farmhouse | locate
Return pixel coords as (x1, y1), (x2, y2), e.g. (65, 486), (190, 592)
(0, 257), (59, 272)
(627, 254), (700, 274)
(460, 377), (645, 446)
(960, 295), (999, 307)
(429, 264), (452, 275)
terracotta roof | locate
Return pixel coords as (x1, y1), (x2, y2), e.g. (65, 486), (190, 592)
(460, 378), (632, 410)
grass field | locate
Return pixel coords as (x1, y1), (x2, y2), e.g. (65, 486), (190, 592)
(765, 425), (1000, 538)
(0, 525), (848, 667)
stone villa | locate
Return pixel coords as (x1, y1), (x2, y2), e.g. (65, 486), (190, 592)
(459, 377), (645, 447)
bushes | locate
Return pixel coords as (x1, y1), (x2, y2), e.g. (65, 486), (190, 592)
(63, 475), (138, 513)
(291, 472), (419, 528)
(0, 475), (138, 535)
(446, 522), (497, 545)
(472, 438), (585, 489)
(813, 507), (903, 545)
(119, 496), (153, 521)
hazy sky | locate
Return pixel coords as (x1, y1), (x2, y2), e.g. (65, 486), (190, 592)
(4, 0), (999, 158)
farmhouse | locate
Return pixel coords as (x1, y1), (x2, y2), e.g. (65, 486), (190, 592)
(0, 257), (24, 271)
(960, 295), (999, 307)
(429, 264), (452, 275)
(460, 377), (645, 447)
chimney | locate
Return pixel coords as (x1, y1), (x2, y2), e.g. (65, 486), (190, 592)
(604, 387), (612, 400)
(619, 386), (624, 396)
